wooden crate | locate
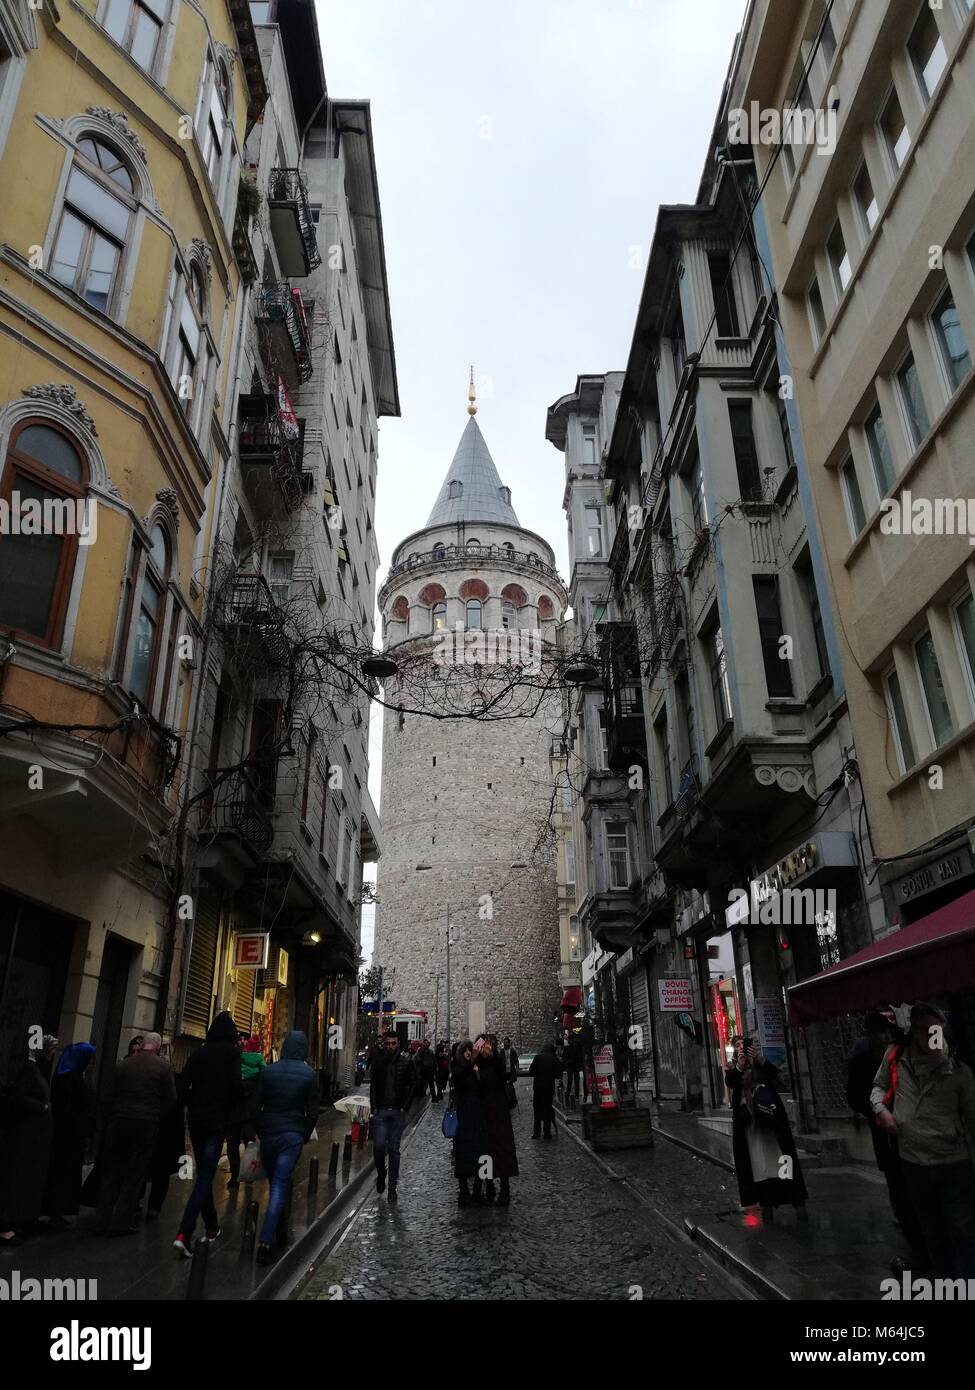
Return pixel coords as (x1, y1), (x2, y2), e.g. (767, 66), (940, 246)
(582, 1104), (654, 1152)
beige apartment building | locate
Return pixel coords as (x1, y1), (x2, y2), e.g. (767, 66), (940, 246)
(729, 0), (975, 1034)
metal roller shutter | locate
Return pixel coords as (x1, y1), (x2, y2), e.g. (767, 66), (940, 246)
(231, 965), (256, 1035)
(629, 965), (654, 1090)
(181, 890), (221, 1038)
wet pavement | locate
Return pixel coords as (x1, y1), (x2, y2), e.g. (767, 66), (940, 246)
(295, 1093), (741, 1301)
(3, 1093), (380, 1300)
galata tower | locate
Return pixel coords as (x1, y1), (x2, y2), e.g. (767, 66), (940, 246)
(373, 386), (567, 1050)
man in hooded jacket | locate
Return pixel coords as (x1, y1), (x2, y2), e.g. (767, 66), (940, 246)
(173, 1010), (242, 1256)
(251, 1030), (320, 1264)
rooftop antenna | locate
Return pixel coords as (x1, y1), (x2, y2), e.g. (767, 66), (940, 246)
(467, 365), (477, 416)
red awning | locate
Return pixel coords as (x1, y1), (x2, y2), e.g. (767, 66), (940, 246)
(560, 987), (582, 1009)
(788, 887), (975, 1024)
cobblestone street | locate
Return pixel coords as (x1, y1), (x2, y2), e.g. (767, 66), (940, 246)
(296, 1101), (741, 1301)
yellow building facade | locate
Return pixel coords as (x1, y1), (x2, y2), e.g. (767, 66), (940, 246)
(0, 0), (264, 1099)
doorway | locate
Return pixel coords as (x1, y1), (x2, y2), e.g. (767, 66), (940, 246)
(89, 936), (135, 1112)
(0, 890), (76, 1087)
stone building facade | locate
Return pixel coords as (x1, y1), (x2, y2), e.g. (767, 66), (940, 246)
(373, 412), (567, 1050)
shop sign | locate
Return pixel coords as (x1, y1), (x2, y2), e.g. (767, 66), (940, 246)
(233, 933), (269, 970)
(890, 847), (975, 906)
(615, 947), (634, 974)
(756, 996), (787, 1068)
(726, 832), (856, 929)
(582, 944), (614, 985)
(593, 1044), (616, 1077)
(658, 977), (694, 1012)
(277, 946), (289, 987)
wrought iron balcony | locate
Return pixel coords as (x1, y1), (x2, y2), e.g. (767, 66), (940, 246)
(238, 395), (305, 512)
(215, 571), (292, 669)
(257, 283), (313, 384)
(267, 168), (321, 276)
(602, 621), (648, 773)
(199, 766), (274, 857)
(384, 543), (563, 588)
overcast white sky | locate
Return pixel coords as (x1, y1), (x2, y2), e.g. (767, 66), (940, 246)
(316, 0), (748, 957)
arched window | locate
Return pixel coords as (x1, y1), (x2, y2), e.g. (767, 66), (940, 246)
(165, 253), (213, 428)
(503, 542), (514, 557)
(528, 551), (540, 568)
(466, 538), (481, 553)
(50, 137), (136, 314)
(0, 420), (88, 647)
(128, 521), (171, 704)
(447, 480), (462, 500)
(501, 599), (514, 629)
(432, 602), (447, 632)
(466, 598), (482, 629)
(199, 53), (232, 189)
(432, 543), (445, 561)
(101, 0), (170, 75)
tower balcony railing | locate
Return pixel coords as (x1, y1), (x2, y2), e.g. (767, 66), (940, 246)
(267, 168), (321, 276)
(385, 543), (563, 587)
(256, 283), (313, 384)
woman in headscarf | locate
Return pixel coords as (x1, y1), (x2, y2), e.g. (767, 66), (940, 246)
(0, 1034), (58, 1245)
(44, 1042), (96, 1229)
(450, 1038), (489, 1207)
(473, 1034), (518, 1206)
(726, 1034), (807, 1221)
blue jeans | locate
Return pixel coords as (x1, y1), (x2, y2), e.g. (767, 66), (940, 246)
(901, 1159), (975, 1278)
(178, 1128), (223, 1239)
(373, 1107), (405, 1187)
(259, 1132), (303, 1246)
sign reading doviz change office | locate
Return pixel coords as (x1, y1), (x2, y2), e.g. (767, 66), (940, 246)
(756, 996), (787, 1068)
(658, 978), (693, 1012)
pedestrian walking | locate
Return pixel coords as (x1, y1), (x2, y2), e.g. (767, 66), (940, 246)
(173, 1010), (242, 1257)
(369, 1030), (414, 1204)
(226, 1033), (265, 1190)
(434, 1040), (450, 1099)
(846, 1012), (927, 1269)
(94, 1032), (176, 1237)
(451, 1038), (489, 1207)
(0, 1034), (58, 1248)
(417, 1038), (438, 1101)
(726, 1035), (807, 1222)
(563, 1034), (581, 1101)
(44, 1042), (96, 1230)
(870, 1002), (975, 1278)
(529, 1043), (560, 1140)
(474, 1034), (517, 1206)
(500, 1036), (520, 1085)
(145, 1085), (186, 1220)
(251, 1030), (320, 1266)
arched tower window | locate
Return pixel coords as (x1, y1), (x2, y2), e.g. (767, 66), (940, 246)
(432, 542), (445, 561)
(501, 599), (514, 629)
(465, 598), (482, 629)
(432, 602), (447, 632)
(538, 595), (555, 620)
(447, 480), (462, 500)
(466, 538), (480, 553)
(0, 420), (88, 647)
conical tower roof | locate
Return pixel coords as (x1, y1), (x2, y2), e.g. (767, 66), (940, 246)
(425, 416), (520, 528)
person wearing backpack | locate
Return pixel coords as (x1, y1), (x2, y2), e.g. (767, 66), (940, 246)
(726, 1035), (807, 1223)
(871, 1002), (975, 1279)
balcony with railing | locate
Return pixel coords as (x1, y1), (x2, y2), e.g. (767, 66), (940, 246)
(214, 571), (292, 671)
(602, 621), (648, 774)
(267, 168), (321, 276)
(238, 394), (305, 512)
(198, 766), (274, 863)
(256, 284), (313, 386)
(383, 543), (564, 589)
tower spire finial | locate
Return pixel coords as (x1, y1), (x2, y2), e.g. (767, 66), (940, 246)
(467, 365), (477, 416)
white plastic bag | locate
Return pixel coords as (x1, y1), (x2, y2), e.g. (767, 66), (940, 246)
(241, 1139), (266, 1184)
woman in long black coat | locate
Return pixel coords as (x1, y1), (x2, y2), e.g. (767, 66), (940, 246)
(450, 1040), (489, 1207)
(44, 1042), (96, 1228)
(0, 1035), (58, 1244)
(474, 1034), (518, 1206)
(726, 1036), (807, 1220)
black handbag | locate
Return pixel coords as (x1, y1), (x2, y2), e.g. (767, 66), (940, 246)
(505, 1081), (517, 1109)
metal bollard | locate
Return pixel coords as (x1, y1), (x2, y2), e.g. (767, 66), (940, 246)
(308, 1156), (319, 1195)
(185, 1236), (209, 1300)
(342, 1132), (353, 1165)
(328, 1141), (339, 1175)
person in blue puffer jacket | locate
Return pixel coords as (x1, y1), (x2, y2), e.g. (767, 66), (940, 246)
(251, 1031), (320, 1265)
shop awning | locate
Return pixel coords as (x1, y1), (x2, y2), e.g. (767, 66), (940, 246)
(788, 887), (975, 1024)
(560, 987), (582, 1010)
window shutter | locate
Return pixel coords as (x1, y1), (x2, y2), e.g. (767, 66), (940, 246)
(181, 889), (221, 1038)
